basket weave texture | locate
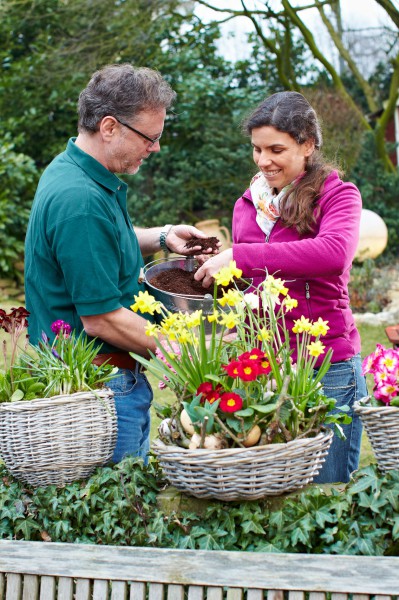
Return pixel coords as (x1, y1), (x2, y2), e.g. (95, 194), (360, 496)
(0, 389), (117, 487)
(153, 428), (333, 500)
(354, 397), (399, 471)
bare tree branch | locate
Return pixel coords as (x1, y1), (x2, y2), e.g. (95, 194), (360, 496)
(374, 51), (399, 173)
(315, 0), (379, 113)
(281, 0), (370, 129)
(374, 0), (399, 29)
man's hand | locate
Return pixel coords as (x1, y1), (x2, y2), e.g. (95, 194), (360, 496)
(166, 225), (222, 256)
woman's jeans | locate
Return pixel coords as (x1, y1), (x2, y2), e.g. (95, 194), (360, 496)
(313, 353), (368, 484)
(107, 367), (153, 464)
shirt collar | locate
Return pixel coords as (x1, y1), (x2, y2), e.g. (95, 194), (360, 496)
(65, 137), (127, 194)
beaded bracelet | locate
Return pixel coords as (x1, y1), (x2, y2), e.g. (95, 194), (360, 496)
(159, 224), (173, 252)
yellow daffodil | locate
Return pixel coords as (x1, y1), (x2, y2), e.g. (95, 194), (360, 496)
(207, 309), (221, 323)
(218, 311), (241, 329)
(292, 316), (312, 333)
(283, 295), (298, 312)
(310, 318), (330, 337)
(264, 275), (289, 297)
(145, 322), (159, 337)
(218, 288), (243, 307)
(307, 340), (326, 357)
(257, 327), (272, 342)
(131, 291), (162, 315)
(213, 261), (242, 287)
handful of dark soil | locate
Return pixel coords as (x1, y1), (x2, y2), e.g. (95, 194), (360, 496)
(148, 267), (249, 298)
(184, 236), (220, 255)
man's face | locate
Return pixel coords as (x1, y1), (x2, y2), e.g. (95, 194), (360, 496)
(107, 108), (166, 174)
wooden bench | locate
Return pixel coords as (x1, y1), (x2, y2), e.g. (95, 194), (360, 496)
(0, 540), (399, 599)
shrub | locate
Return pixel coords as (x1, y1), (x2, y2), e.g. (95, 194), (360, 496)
(0, 138), (39, 282)
(349, 258), (391, 314)
(350, 132), (399, 257)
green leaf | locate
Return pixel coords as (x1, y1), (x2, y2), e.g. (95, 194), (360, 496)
(241, 519), (266, 535)
(11, 389), (24, 402)
(357, 491), (388, 513)
(14, 518), (41, 540)
(392, 516), (399, 540)
(251, 403), (277, 414)
(291, 526), (309, 546)
(234, 408), (254, 417)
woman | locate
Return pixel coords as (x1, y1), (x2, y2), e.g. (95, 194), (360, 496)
(195, 91), (367, 484)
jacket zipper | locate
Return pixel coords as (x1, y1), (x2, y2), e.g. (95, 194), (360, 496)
(305, 281), (314, 321)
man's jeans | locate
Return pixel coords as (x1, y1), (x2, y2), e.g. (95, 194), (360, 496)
(313, 353), (368, 484)
(108, 368), (153, 464)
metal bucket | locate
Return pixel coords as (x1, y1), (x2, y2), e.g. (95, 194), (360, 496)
(144, 257), (252, 313)
(144, 257), (215, 314)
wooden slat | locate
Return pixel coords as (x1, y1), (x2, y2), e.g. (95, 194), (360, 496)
(167, 585), (184, 600)
(149, 583), (163, 600)
(0, 541), (399, 595)
(22, 575), (39, 600)
(58, 578), (73, 600)
(227, 590), (242, 600)
(247, 590), (263, 600)
(112, 582), (127, 600)
(39, 577), (55, 600)
(6, 574), (22, 600)
(130, 583), (146, 600)
(206, 588), (224, 600)
(75, 579), (90, 600)
(0, 575), (5, 600)
(374, 596), (391, 600)
(309, 594), (326, 600)
(188, 586), (203, 600)
(267, 592), (283, 600)
(331, 595), (348, 600)
(93, 580), (108, 600)
(288, 593), (305, 600)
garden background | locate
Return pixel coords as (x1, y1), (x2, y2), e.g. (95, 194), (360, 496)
(0, 0), (399, 555)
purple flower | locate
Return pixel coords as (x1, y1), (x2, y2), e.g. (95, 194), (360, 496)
(52, 348), (61, 360)
(41, 331), (49, 344)
(51, 320), (72, 336)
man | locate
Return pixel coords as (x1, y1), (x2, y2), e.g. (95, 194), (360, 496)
(25, 63), (216, 463)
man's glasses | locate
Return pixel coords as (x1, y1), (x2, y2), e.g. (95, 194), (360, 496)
(114, 117), (162, 147)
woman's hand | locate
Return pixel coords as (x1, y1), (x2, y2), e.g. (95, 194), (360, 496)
(193, 249), (234, 288)
(166, 225), (222, 256)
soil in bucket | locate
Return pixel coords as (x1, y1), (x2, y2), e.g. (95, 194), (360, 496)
(148, 267), (249, 298)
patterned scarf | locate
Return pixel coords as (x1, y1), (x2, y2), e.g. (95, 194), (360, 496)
(250, 172), (293, 239)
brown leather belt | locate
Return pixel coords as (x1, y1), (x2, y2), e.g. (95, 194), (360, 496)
(92, 352), (145, 372)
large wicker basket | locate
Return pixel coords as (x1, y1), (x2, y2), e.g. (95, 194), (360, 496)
(354, 396), (399, 471)
(153, 428), (333, 500)
(0, 389), (117, 487)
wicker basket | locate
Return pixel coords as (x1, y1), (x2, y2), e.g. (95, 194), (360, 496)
(153, 428), (333, 500)
(0, 389), (117, 487)
(354, 396), (399, 471)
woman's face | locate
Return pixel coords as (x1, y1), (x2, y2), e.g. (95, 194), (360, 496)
(251, 125), (315, 192)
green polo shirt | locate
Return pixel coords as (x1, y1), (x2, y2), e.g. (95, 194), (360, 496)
(25, 138), (147, 352)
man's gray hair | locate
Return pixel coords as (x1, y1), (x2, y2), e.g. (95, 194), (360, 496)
(78, 64), (176, 132)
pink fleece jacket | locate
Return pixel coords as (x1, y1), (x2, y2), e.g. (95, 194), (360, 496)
(232, 170), (362, 365)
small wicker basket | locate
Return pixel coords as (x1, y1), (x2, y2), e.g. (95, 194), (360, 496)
(354, 396), (399, 472)
(153, 428), (333, 500)
(0, 389), (117, 487)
